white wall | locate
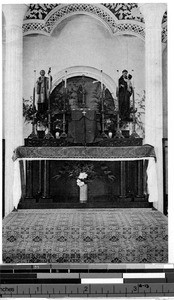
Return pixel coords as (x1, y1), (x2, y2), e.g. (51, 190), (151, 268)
(23, 15), (146, 137)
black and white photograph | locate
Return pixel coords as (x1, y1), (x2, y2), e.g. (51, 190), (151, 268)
(1, 2), (173, 294)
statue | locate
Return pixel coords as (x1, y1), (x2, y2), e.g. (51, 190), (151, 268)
(77, 84), (83, 107)
(36, 70), (51, 113)
(118, 69), (133, 121)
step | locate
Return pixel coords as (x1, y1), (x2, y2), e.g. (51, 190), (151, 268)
(18, 201), (152, 209)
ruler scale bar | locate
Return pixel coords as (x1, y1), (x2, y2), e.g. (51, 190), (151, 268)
(1, 283), (174, 296)
(1, 265), (174, 297)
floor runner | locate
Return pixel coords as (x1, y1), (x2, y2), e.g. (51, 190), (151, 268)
(2, 208), (168, 263)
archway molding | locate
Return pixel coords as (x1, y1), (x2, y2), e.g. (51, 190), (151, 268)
(51, 66), (117, 98)
(23, 3), (145, 41)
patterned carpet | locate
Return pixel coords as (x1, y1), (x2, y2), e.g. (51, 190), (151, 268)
(2, 208), (168, 263)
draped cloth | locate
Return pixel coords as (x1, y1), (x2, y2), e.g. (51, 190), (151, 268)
(68, 110), (97, 144)
(147, 158), (158, 203)
(13, 161), (22, 209)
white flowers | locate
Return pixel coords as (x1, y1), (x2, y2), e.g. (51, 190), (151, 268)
(79, 172), (88, 179)
(76, 172), (88, 187)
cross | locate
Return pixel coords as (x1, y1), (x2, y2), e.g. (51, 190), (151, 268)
(82, 110), (86, 116)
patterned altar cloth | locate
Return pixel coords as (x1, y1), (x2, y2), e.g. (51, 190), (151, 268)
(13, 144), (156, 160)
(2, 208), (167, 263)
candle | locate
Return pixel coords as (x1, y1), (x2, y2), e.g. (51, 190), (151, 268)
(65, 70), (67, 88)
(56, 132), (60, 139)
(131, 69), (134, 88)
(117, 70), (119, 88)
(108, 132), (112, 138)
(101, 70), (103, 91)
(116, 70), (119, 110)
(48, 67), (52, 92)
(131, 70), (135, 109)
(33, 70), (36, 106)
(132, 85), (135, 110)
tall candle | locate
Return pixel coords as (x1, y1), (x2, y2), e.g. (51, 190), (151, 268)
(65, 70), (67, 89)
(101, 70), (103, 91)
(33, 70), (36, 106)
(117, 70), (119, 88)
(117, 70), (119, 110)
(131, 69), (135, 109)
(132, 85), (135, 110)
(48, 67), (52, 92)
(131, 70), (134, 88)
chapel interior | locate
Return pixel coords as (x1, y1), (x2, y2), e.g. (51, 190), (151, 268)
(2, 3), (169, 264)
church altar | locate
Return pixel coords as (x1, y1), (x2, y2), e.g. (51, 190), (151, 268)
(18, 74), (159, 210)
(12, 144), (158, 210)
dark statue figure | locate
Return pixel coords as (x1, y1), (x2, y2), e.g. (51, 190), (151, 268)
(118, 69), (133, 121)
(77, 84), (83, 107)
(36, 70), (50, 113)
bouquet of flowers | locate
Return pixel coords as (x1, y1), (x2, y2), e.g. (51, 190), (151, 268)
(76, 172), (88, 187)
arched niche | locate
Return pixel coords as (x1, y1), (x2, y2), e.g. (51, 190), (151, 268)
(50, 75), (115, 112)
(51, 66), (117, 99)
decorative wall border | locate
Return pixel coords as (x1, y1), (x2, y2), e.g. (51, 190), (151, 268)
(23, 3), (167, 44)
(23, 3), (145, 41)
(162, 22), (167, 44)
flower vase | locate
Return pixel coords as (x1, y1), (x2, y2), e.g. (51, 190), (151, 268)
(79, 183), (88, 203)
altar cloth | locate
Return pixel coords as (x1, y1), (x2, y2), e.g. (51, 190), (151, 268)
(13, 144), (155, 161)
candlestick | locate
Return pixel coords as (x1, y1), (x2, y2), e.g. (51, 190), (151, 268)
(116, 70), (119, 110)
(100, 76), (107, 139)
(115, 69), (124, 139)
(44, 67), (54, 140)
(101, 70), (103, 91)
(33, 70), (36, 107)
(48, 67), (52, 92)
(132, 86), (135, 111)
(131, 69), (135, 110)
(65, 70), (67, 89)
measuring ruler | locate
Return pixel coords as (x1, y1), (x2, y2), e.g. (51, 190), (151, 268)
(1, 264), (174, 297)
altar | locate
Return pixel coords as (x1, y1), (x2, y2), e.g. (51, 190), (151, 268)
(13, 144), (158, 209)
(18, 74), (159, 209)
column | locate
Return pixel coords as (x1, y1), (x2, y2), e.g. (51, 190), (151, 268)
(25, 161), (33, 199)
(3, 4), (28, 216)
(120, 161), (126, 198)
(136, 160), (144, 199)
(41, 161), (52, 201)
(138, 3), (166, 212)
(38, 161), (42, 195)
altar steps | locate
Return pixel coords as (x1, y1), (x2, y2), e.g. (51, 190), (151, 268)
(18, 199), (152, 209)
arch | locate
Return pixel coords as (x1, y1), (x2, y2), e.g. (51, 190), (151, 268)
(51, 66), (117, 98)
(45, 3), (116, 36)
(23, 3), (145, 41)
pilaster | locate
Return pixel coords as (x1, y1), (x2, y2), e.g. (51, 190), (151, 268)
(3, 4), (28, 216)
(138, 3), (166, 213)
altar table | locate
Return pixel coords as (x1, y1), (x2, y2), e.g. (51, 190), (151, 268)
(12, 145), (158, 210)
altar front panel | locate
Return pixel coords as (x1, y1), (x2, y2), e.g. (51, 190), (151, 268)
(30, 160), (141, 203)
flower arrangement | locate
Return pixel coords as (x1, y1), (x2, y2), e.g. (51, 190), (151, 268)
(53, 162), (116, 184)
(134, 90), (145, 138)
(76, 172), (88, 187)
(23, 98), (48, 127)
(23, 98), (37, 123)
